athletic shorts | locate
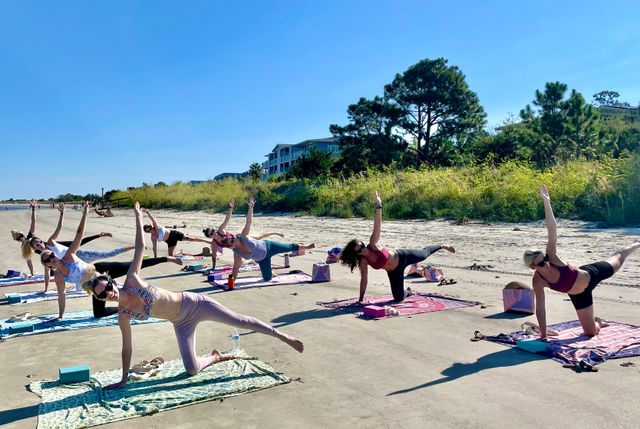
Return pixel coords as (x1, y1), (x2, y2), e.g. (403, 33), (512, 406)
(568, 261), (614, 310)
(166, 230), (185, 248)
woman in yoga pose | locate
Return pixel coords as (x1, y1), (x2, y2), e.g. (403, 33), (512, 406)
(339, 192), (456, 304)
(217, 197), (314, 281)
(84, 202), (303, 390)
(13, 200), (111, 278)
(203, 199), (285, 269)
(40, 202), (181, 320)
(27, 203), (132, 293)
(143, 209), (210, 257)
(524, 184), (640, 338)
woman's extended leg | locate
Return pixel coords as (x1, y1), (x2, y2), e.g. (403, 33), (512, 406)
(608, 242), (640, 273)
(173, 293), (303, 375)
(58, 234), (108, 248)
(257, 241), (299, 281)
(77, 247), (134, 263)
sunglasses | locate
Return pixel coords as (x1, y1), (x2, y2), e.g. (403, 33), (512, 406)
(535, 254), (549, 267)
(31, 239), (44, 247)
(94, 278), (115, 299)
(354, 243), (365, 253)
(43, 253), (56, 264)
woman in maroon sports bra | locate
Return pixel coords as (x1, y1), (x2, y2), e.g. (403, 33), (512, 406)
(525, 184), (640, 338)
(340, 192), (456, 304)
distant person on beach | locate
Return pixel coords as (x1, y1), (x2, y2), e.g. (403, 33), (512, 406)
(94, 207), (114, 217)
(39, 202), (182, 320)
(339, 192), (456, 304)
(524, 184), (640, 338)
(10, 200), (38, 276)
(203, 199), (286, 269)
(27, 203), (133, 293)
(143, 209), (210, 257)
(217, 196), (314, 281)
(83, 202), (303, 390)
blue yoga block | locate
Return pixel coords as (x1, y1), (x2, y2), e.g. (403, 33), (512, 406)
(7, 270), (21, 277)
(59, 365), (90, 384)
(8, 321), (35, 333)
(186, 264), (204, 271)
(7, 294), (22, 304)
(208, 273), (224, 282)
(516, 339), (548, 353)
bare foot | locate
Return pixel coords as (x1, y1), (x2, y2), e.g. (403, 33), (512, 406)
(167, 257), (183, 266)
(595, 317), (609, 328)
(406, 287), (414, 297)
(124, 246), (135, 252)
(442, 244), (456, 253)
(100, 232), (113, 237)
(211, 349), (237, 364)
(277, 332), (304, 353)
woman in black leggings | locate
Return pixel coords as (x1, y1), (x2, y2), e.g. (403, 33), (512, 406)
(339, 192), (456, 303)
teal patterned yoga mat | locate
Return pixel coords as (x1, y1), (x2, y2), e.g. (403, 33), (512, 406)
(28, 351), (290, 429)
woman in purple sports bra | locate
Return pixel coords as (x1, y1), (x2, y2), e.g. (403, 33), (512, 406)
(84, 202), (304, 391)
(339, 192), (456, 304)
(524, 184), (640, 338)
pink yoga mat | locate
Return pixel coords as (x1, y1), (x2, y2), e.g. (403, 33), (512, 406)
(210, 272), (312, 291)
(317, 293), (479, 319)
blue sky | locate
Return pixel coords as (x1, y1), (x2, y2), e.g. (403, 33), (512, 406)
(1, 0), (639, 200)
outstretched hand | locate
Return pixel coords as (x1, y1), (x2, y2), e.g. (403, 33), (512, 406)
(248, 196), (255, 208)
(134, 202), (143, 217)
(30, 199), (37, 209)
(57, 203), (65, 213)
(82, 201), (90, 214)
(375, 191), (382, 206)
(539, 184), (550, 201)
(228, 199), (235, 209)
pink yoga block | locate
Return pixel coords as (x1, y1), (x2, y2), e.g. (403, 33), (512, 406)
(312, 263), (331, 282)
(363, 305), (386, 318)
(503, 288), (535, 314)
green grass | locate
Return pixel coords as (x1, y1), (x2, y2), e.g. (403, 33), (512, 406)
(113, 155), (640, 225)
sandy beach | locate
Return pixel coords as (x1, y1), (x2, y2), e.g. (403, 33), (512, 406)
(1, 207), (640, 429)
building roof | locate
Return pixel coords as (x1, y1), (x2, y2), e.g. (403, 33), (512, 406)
(266, 137), (337, 155)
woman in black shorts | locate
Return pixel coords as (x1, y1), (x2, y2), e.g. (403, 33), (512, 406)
(143, 209), (210, 257)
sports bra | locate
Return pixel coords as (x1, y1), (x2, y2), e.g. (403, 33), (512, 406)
(155, 227), (169, 242)
(364, 244), (390, 270)
(538, 261), (579, 293)
(120, 284), (158, 321)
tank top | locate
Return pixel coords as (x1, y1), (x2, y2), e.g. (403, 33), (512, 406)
(62, 259), (90, 290)
(155, 227), (169, 242)
(120, 284), (158, 321)
(364, 244), (390, 270)
(233, 235), (268, 261)
(48, 242), (68, 259)
(539, 262), (579, 293)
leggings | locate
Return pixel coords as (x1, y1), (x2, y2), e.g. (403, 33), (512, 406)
(58, 234), (102, 248)
(172, 292), (278, 376)
(386, 245), (443, 302)
(91, 257), (168, 318)
(257, 240), (299, 281)
(77, 247), (127, 264)
(569, 261), (615, 310)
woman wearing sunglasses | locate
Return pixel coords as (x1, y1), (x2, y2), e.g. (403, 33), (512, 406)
(339, 192), (456, 304)
(524, 184), (640, 339)
(83, 202), (303, 391)
(217, 196), (315, 281)
(27, 203), (131, 293)
(143, 209), (211, 257)
(40, 202), (181, 320)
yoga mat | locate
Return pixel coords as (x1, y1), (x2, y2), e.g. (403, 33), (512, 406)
(317, 293), (479, 319)
(484, 320), (640, 368)
(0, 274), (45, 287)
(4, 289), (86, 305)
(205, 262), (286, 275)
(28, 351), (290, 429)
(1, 310), (164, 339)
(210, 272), (312, 291)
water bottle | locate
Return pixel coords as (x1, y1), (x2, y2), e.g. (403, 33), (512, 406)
(228, 274), (235, 290)
(231, 329), (240, 355)
(284, 254), (290, 268)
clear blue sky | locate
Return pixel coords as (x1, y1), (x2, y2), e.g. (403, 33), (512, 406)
(1, 0), (639, 200)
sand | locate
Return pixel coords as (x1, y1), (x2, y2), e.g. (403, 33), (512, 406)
(1, 207), (639, 429)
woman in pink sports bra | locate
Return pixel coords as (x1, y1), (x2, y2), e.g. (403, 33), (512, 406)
(340, 192), (456, 304)
(85, 202), (304, 391)
(525, 184), (640, 338)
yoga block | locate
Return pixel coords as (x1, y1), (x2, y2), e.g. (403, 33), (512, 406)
(312, 262), (331, 282)
(7, 270), (21, 278)
(8, 321), (34, 333)
(363, 305), (386, 318)
(186, 264), (204, 271)
(59, 364), (90, 384)
(503, 288), (535, 314)
(516, 339), (548, 353)
(207, 272), (224, 282)
(6, 293), (22, 304)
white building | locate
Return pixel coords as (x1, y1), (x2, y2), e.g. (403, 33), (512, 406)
(262, 137), (340, 178)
